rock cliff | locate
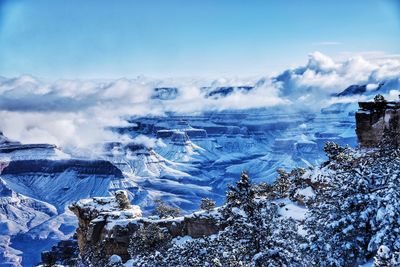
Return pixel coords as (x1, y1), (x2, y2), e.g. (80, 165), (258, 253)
(60, 191), (222, 265)
(356, 100), (400, 147)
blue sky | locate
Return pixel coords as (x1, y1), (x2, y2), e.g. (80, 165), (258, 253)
(0, 0), (399, 79)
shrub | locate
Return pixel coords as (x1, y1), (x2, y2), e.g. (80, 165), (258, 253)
(200, 198), (216, 212)
(154, 199), (180, 218)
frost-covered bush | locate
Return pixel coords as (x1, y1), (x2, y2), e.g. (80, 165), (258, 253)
(153, 199), (180, 218)
(256, 167), (309, 204)
(200, 198), (216, 212)
(255, 181), (275, 199)
(128, 224), (172, 256)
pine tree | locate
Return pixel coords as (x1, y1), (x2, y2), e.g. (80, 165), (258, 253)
(223, 172), (304, 266)
(305, 147), (376, 266)
(200, 198), (216, 212)
(225, 171), (256, 217)
(323, 141), (345, 161)
(128, 223), (171, 257)
(153, 199), (180, 218)
(273, 168), (291, 198)
(222, 171), (258, 260)
(249, 203), (306, 267)
(374, 94), (386, 103)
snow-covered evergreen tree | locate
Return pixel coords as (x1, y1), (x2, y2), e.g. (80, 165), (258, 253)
(323, 141), (345, 162)
(273, 168), (291, 198)
(128, 223), (171, 257)
(153, 199), (180, 218)
(128, 173), (305, 266)
(200, 197), (216, 212)
(224, 171), (256, 216)
(306, 130), (400, 266)
(114, 190), (131, 210)
(305, 157), (375, 266)
(374, 94), (386, 103)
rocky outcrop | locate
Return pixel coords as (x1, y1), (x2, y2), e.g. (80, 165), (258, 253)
(69, 192), (223, 264)
(68, 191), (141, 261)
(356, 101), (400, 147)
(41, 239), (80, 266)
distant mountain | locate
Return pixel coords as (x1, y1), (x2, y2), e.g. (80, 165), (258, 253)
(202, 86), (254, 99)
(151, 87), (179, 100)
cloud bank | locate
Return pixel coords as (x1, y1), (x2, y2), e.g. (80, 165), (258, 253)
(0, 52), (399, 153)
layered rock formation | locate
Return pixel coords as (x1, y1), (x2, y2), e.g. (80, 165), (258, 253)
(0, 159), (126, 212)
(66, 191), (222, 265)
(356, 100), (400, 147)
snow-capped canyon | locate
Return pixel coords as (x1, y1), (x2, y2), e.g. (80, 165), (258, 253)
(0, 52), (399, 266)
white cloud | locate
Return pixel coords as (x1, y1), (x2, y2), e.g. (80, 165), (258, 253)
(278, 51), (400, 96)
(131, 135), (165, 149)
(0, 51), (399, 155)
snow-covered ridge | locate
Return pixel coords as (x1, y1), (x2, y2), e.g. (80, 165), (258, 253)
(0, 178), (57, 235)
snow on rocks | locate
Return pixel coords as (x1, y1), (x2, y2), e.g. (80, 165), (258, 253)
(70, 193), (223, 265)
(70, 190), (142, 225)
(293, 186), (316, 205)
(275, 198), (308, 222)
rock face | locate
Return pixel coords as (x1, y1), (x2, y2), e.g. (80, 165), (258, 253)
(2, 159), (122, 176)
(68, 191), (141, 261)
(41, 239), (80, 266)
(69, 192), (222, 265)
(356, 101), (400, 147)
